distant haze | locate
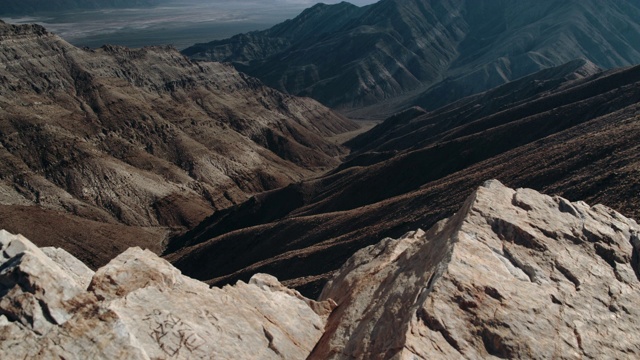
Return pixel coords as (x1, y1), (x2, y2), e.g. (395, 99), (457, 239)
(1, 0), (378, 50)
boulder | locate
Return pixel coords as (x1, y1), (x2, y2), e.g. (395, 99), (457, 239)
(0, 231), (331, 359)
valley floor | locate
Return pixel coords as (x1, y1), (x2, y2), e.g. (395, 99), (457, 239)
(325, 119), (381, 146)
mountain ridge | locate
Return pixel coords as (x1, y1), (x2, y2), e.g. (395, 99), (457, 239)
(165, 61), (640, 296)
(0, 20), (356, 268)
(184, 0), (640, 116)
(3, 180), (640, 358)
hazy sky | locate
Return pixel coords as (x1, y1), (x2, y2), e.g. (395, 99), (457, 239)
(2, 0), (379, 49)
(258, 0), (377, 5)
(219, 0), (378, 6)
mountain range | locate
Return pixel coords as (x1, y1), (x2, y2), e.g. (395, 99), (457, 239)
(165, 59), (640, 296)
(0, 20), (355, 267)
(183, 0), (640, 117)
(1, 0), (638, 299)
(1, 0), (640, 356)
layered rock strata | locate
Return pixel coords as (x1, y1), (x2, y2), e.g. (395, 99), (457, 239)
(0, 20), (356, 265)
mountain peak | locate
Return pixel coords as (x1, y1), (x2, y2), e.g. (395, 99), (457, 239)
(314, 179), (640, 358)
(184, 0), (640, 114)
(0, 20), (48, 36)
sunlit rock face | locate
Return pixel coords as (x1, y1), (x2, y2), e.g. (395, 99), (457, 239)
(312, 180), (640, 359)
(2, 181), (639, 359)
(0, 230), (334, 359)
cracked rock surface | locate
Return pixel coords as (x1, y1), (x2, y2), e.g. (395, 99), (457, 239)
(311, 180), (640, 359)
(2, 180), (639, 359)
(0, 230), (332, 359)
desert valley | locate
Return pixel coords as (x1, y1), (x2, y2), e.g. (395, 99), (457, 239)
(0, 0), (640, 358)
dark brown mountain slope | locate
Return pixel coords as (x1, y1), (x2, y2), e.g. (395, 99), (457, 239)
(0, 21), (357, 267)
(346, 58), (602, 154)
(184, 0), (640, 116)
(165, 62), (640, 297)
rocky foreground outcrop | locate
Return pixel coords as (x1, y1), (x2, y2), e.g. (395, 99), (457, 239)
(312, 180), (640, 359)
(2, 180), (640, 359)
(0, 229), (334, 359)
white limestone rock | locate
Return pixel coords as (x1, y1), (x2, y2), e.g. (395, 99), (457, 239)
(311, 180), (640, 359)
(2, 180), (639, 359)
(41, 247), (94, 289)
(0, 232), (332, 360)
(0, 230), (90, 334)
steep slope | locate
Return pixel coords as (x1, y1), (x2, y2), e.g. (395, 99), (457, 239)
(165, 63), (640, 297)
(182, 2), (367, 64)
(394, 0), (640, 114)
(184, 0), (640, 114)
(312, 180), (640, 359)
(0, 21), (357, 267)
(186, 0), (465, 109)
(346, 58), (601, 154)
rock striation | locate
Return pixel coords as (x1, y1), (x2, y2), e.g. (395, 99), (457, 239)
(166, 62), (640, 297)
(0, 229), (334, 359)
(312, 180), (640, 359)
(184, 0), (640, 115)
(0, 20), (356, 266)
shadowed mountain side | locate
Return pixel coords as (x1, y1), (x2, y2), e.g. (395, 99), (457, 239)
(182, 2), (367, 64)
(185, 0), (464, 109)
(184, 0), (640, 114)
(346, 58), (602, 153)
(165, 64), (640, 297)
(0, 21), (356, 266)
(0, 205), (165, 269)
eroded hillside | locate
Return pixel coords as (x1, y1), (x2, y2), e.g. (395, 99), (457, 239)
(166, 62), (640, 296)
(184, 0), (640, 117)
(0, 21), (357, 267)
